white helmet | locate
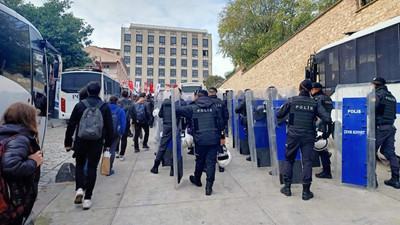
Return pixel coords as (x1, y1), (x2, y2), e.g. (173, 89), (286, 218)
(181, 132), (194, 149)
(314, 131), (329, 151)
(152, 108), (160, 117)
(217, 145), (232, 168)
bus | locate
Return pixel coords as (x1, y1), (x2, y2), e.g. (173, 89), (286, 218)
(178, 82), (205, 100)
(0, 3), (61, 147)
(58, 68), (121, 119)
(306, 15), (400, 156)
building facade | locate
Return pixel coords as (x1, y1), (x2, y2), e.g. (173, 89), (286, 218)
(121, 24), (212, 91)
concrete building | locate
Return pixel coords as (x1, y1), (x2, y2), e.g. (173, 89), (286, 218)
(121, 23), (212, 91)
(84, 46), (129, 85)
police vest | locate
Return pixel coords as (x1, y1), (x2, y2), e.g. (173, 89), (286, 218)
(211, 97), (225, 120)
(162, 99), (172, 124)
(192, 104), (219, 145)
(288, 96), (317, 130)
(376, 90), (396, 126)
(314, 93), (333, 114)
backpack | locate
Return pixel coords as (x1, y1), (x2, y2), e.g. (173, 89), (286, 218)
(0, 135), (28, 224)
(136, 103), (146, 122)
(77, 99), (105, 140)
(119, 99), (132, 113)
(112, 107), (121, 137)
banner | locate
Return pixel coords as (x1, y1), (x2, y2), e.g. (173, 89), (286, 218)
(128, 81), (134, 90)
(156, 83), (161, 93)
(144, 82), (148, 93)
(136, 81), (140, 92)
(150, 82), (154, 93)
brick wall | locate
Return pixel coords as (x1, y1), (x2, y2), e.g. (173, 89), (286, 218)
(220, 0), (400, 90)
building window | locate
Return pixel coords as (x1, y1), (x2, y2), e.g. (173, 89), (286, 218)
(159, 36), (165, 45)
(171, 48), (177, 56)
(181, 69), (187, 77)
(203, 50), (208, 58)
(170, 69), (176, 77)
(124, 34), (131, 42)
(181, 79), (187, 83)
(159, 68), (165, 77)
(181, 59), (187, 67)
(135, 78), (141, 84)
(136, 46), (142, 54)
(148, 35), (154, 44)
(192, 49), (198, 57)
(148, 47), (154, 55)
(203, 70), (209, 78)
(159, 58), (165, 66)
(147, 68), (153, 76)
(147, 78), (153, 84)
(124, 56), (130, 65)
(192, 38), (198, 47)
(203, 39), (208, 48)
(181, 37), (187, 46)
(203, 60), (208, 68)
(192, 79), (198, 82)
(170, 58), (176, 67)
(136, 34), (142, 44)
(127, 67), (130, 75)
(171, 36), (177, 45)
(181, 49), (187, 56)
(135, 67), (142, 76)
(147, 57), (154, 66)
(158, 78), (165, 87)
(192, 70), (198, 78)
(135, 57), (142, 65)
(159, 47), (165, 55)
(170, 78), (176, 86)
(124, 45), (131, 53)
(192, 59), (198, 68)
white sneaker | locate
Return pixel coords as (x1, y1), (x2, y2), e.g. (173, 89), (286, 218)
(82, 199), (92, 210)
(119, 156), (125, 161)
(74, 188), (84, 204)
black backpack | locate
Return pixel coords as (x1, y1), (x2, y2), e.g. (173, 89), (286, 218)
(136, 103), (146, 122)
(77, 100), (105, 140)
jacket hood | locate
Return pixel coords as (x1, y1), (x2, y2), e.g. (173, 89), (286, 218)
(109, 103), (120, 112)
(136, 97), (147, 104)
(209, 95), (218, 99)
(0, 124), (35, 141)
(194, 96), (214, 108)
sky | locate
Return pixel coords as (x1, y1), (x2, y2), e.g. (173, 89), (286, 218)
(28, 0), (234, 77)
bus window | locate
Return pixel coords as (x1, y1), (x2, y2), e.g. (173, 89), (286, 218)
(33, 52), (46, 116)
(61, 73), (101, 93)
(376, 25), (400, 81)
(339, 40), (357, 84)
(325, 46), (339, 89)
(357, 33), (376, 83)
(181, 86), (202, 93)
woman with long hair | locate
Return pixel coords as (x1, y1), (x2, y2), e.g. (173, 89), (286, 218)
(0, 102), (43, 225)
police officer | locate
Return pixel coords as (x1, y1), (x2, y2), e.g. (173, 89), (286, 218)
(208, 87), (229, 172)
(373, 77), (400, 189)
(277, 80), (331, 200)
(311, 82), (333, 179)
(177, 90), (225, 196)
(150, 89), (187, 175)
(235, 89), (251, 161)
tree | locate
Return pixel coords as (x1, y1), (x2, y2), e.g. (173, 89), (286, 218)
(203, 75), (225, 89)
(4, 0), (94, 69)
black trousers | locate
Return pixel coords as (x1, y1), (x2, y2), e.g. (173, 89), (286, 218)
(134, 121), (149, 148)
(318, 150), (331, 172)
(376, 125), (399, 175)
(119, 124), (130, 156)
(194, 144), (219, 183)
(74, 139), (103, 199)
(284, 135), (314, 185)
(155, 124), (172, 162)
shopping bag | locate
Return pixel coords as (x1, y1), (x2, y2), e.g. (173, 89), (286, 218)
(100, 150), (111, 175)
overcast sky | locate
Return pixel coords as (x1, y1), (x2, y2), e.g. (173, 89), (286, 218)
(28, 0), (234, 77)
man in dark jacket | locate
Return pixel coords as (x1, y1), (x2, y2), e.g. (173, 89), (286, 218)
(64, 81), (113, 210)
(373, 77), (400, 189)
(118, 90), (134, 161)
(133, 93), (152, 152)
(177, 90), (225, 196)
(277, 80), (331, 201)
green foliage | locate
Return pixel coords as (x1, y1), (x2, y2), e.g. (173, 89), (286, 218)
(203, 75), (225, 89)
(4, 0), (94, 69)
(218, 0), (338, 68)
(224, 69), (236, 79)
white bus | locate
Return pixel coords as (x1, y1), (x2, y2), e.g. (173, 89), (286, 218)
(0, 3), (61, 147)
(306, 15), (400, 156)
(178, 82), (205, 100)
(58, 68), (121, 119)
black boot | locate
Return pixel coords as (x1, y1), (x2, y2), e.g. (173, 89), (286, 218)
(205, 181), (213, 196)
(189, 175), (202, 187)
(219, 166), (225, 173)
(150, 160), (160, 174)
(384, 172), (400, 189)
(170, 165), (174, 177)
(302, 184), (314, 201)
(315, 168), (332, 179)
(280, 180), (291, 196)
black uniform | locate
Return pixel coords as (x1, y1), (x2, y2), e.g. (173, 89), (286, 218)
(235, 98), (248, 135)
(276, 91), (331, 185)
(312, 90), (333, 175)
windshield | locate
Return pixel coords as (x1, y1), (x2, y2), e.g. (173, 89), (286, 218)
(182, 86), (202, 93)
(61, 72), (101, 93)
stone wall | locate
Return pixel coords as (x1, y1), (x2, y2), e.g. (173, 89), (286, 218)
(220, 0), (400, 90)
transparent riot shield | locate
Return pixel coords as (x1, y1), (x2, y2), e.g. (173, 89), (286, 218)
(233, 91), (242, 153)
(154, 90), (173, 167)
(235, 90), (250, 155)
(246, 89), (270, 168)
(227, 91), (234, 148)
(171, 87), (183, 188)
(333, 84), (375, 189)
(266, 87), (298, 186)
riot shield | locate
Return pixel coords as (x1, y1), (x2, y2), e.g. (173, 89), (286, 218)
(266, 87), (299, 186)
(154, 91), (173, 167)
(333, 84), (375, 189)
(171, 87), (183, 188)
(235, 90), (250, 155)
(227, 91), (234, 148)
(245, 89), (270, 168)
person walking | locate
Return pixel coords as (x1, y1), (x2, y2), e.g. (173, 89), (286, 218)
(118, 90), (134, 161)
(64, 81), (113, 209)
(133, 93), (151, 152)
(108, 95), (126, 175)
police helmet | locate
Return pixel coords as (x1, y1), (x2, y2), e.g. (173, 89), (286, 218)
(181, 132), (194, 149)
(217, 145), (232, 168)
(314, 131), (329, 151)
(152, 108), (160, 117)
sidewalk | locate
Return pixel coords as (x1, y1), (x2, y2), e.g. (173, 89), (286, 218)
(33, 128), (400, 225)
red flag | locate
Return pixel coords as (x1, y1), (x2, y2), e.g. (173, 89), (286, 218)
(144, 82), (148, 93)
(128, 81), (134, 90)
(173, 84), (178, 88)
(99, 56), (102, 70)
(149, 82), (154, 93)
(165, 84), (171, 88)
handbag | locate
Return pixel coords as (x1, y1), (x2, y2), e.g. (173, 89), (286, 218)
(100, 149), (111, 175)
